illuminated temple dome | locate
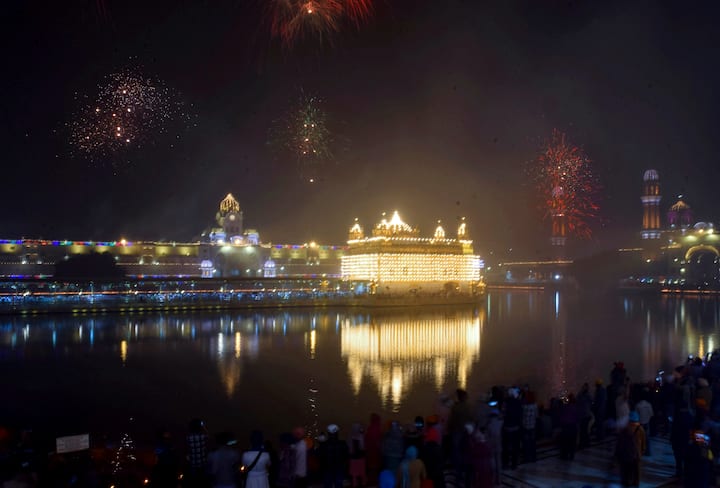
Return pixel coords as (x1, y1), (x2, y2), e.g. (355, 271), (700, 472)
(372, 211), (419, 237)
(668, 198), (693, 229)
(348, 218), (364, 241)
(218, 193), (240, 218)
(213, 193), (244, 243)
(341, 210), (483, 294)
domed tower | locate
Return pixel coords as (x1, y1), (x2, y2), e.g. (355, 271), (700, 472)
(457, 217), (467, 240)
(216, 193), (243, 240)
(667, 197), (693, 230)
(372, 211), (418, 238)
(348, 218), (364, 241)
(641, 170), (661, 239)
(434, 221), (446, 240)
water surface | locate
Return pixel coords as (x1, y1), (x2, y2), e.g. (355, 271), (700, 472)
(2, 290), (718, 445)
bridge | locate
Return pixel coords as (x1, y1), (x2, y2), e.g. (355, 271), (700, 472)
(484, 260), (574, 286)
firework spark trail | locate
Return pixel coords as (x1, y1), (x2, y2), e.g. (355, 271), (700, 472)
(269, 91), (333, 182)
(532, 129), (601, 238)
(68, 69), (192, 165)
(266, 0), (374, 48)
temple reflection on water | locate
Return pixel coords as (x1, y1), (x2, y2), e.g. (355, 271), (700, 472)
(340, 310), (484, 410)
(5, 296), (720, 429)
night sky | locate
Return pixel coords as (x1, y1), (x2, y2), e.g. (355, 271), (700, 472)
(4, 0), (720, 259)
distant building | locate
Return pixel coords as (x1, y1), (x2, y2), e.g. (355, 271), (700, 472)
(0, 194), (346, 279)
(637, 169), (720, 287)
(340, 211), (483, 294)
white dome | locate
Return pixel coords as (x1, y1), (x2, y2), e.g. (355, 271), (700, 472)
(643, 169), (659, 182)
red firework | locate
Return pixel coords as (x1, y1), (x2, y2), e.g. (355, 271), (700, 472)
(267, 0), (374, 48)
(532, 129), (600, 239)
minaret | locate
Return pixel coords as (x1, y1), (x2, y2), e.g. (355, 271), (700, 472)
(641, 170), (661, 239)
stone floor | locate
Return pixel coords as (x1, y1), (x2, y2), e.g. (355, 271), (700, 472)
(496, 436), (681, 488)
(440, 436), (684, 488)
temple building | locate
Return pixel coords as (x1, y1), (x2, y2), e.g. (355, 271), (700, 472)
(340, 211), (483, 294)
(635, 169), (720, 287)
(0, 194), (346, 279)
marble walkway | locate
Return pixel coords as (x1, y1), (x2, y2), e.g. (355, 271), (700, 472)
(498, 436), (680, 488)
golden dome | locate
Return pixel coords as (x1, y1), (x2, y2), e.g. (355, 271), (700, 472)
(434, 221), (446, 239)
(349, 218), (364, 240)
(219, 193), (240, 215)
(372, 211), (418, 237)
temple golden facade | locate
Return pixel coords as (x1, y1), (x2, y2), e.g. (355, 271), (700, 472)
(340, 211), (483, 293)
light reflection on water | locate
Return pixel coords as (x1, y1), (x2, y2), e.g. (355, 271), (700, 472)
(340, 309), (483, 412)
(1, 292), (720, 441)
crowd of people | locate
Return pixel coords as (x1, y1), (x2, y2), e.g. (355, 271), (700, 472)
(4, 355), (720, 488)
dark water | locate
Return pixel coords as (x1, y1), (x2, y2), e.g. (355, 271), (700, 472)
(2, 290), (719, 447)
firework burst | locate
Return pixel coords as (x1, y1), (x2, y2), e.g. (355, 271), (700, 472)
(269, 91), (333, 182)
(531, 129), (601, 239)
(266, 0), (374, 48)
(67, 69), (193, 166)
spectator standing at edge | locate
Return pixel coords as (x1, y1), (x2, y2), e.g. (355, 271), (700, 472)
(615, 392), (630, 431)
(185, 418), (209, 488)
(264, 439), (280, 488)
(469, 426), (493, 488)
(448, 389), (474, 474)
(615, 411), (645, 487)
(242, 431), (271, 488)
(242, 430), (270, 488)
(291, 427), (308, 488)
(420, 416), (444, 488)
(521, 391), (538, 463)
(593, 379), (607, 441)
(208, 432), (240, 488)
(318, 424), (348, 488)
(576, 383), (593, 449)
(486, 402), (503, 486)
(152, 429), (180, 488)
(276, 433), (296, 488)
(382, 421), (404, 472)
(501, 388), (522, 470)
(558, 395), (578, 461)
(395, 446), (426, 488)
(635, 392), (654, 456)
(348, 423), (367, 488)
(364, 414), (382, 486)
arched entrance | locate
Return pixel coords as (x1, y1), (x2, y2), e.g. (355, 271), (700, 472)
(685, 245), (720, 288)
